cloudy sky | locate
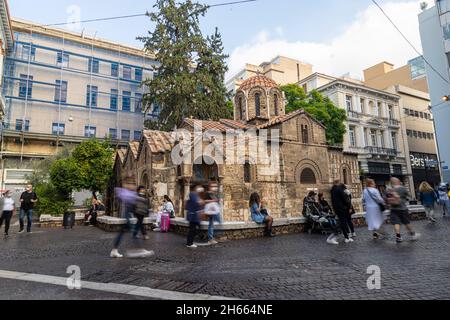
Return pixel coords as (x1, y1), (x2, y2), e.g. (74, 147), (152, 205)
(10, 0), (435, 80)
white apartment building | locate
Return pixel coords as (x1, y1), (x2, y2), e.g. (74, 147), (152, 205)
(0, 18), (158, 192)
(226, 56), (313, 93)
(0, 0), (13, 121)
(299, 73), (411, 193)
(419, 1), (450, 182)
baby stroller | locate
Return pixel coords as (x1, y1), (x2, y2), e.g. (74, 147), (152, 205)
(303, 202), (339, 236)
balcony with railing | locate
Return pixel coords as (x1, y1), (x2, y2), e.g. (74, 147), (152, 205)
(365, 146), (398, 157)
(347, 110), (362, 120)
(384, 118), (400, 127)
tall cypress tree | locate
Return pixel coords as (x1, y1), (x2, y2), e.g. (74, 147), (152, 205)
(139, 0), (231, 131)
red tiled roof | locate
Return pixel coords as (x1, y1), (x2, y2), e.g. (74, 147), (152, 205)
(238, 75), (279, 91)
(116, 148), (127, 164)
(142, 130), (176, 153)
(129, 141), (140, 159)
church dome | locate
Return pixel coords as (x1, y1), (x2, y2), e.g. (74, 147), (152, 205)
(239, 75), (279, 91)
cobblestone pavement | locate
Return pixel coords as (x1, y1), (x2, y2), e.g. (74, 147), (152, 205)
(1, 217), (450, 300)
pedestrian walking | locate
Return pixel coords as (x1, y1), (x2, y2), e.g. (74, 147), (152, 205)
(387, 177), (421, 243)
(204, 181), (222, 245)
(343, 185), (356, 238)
(250, 192), (275, 237)
(0, 191), (15, 239)
(18, 184), (38, 234)
(331, 180), (353, 243)
(110, 178), (154, 259)
(186, 185), (204, 248)
(362, 179), (387, 239)
(438, 183), (449, 217)
(133, 186), (150, 240)
(419, 182), (438, 224)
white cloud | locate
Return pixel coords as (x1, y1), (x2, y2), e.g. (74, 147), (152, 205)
(227, 0), (433, 81)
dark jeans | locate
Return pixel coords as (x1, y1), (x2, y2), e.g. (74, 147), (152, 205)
(19, 209), (33, 232)
(187, 222), (200, 246)
(113, 211), (134, 249)
(337, 212), (354, 239)
(133, 215), (147, 238)
(0, 211), (13, 235)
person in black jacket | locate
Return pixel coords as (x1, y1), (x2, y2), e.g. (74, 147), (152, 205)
(330, 180), (353, 243)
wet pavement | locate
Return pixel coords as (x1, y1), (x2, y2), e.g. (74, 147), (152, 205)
(1, 216), (450, 300)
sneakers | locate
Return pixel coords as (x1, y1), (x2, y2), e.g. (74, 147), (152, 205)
(344, 238), (354, 244)
(186, 244), (198, 249)
(110, 249), (123, 258)
(429, 218), (437, 224)
(153, 228), (161, 232)
(208, 239), (218, 245)
(127, 249), (155, 259)
(18, 229), (24, 234)
(327, 237), (339, 245)
(410, 232), (421, 241)
(396, 236), (403, 243)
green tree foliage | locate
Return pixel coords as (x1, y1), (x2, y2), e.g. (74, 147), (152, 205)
(139, 0), (230, 130)
(281, 84), (347, 145)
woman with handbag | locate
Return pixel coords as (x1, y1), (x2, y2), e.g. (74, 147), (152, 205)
(249, 193), (274, 238)
(362, 179), (387, 239)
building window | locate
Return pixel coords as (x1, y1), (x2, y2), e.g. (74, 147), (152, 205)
(255, 93), (261, 117)
(84, 126), (96, 138)
(109, 128), (117, 139)
(407, 129), (412, 137)
(135, 68), (143, 82)
(419, 112), (424, 118)
(57, 52), (69, 68)
(244, 161), (251, 183)
(238, 97), (244, 120)
(19, 74), (33, 99)
(110, 89), (118, 110)
(404, 108), (409, 115)
(393, 164), (403, 175)
(121, 129), (131, 141)
(54, 80), (68, 103)
(301, 124), (309, 144)
(134, 131), (141, 141)
(370, 130), (377, 146)
(86, 85), (98, 107)
(360, 98), (366, 113)
(274, 94), (279, 116)
(111, 63), (119, 77)
(345, 95), (353, 112)
(88, 58), (99, 73)
(300, 168), (316, 184)
(391, 132), (398, 150)
(377, 102), (382, 117)
(135, 93), (143, 113)
(122, 91), (131, 111)
(418, 131), (423, 139)
(413, 131), (418, 138)
(349, 126), (356, 147)
(342, 168), (349, 185)
(52, 123), (65, 136)
(21, 45), (36, 61)
(123, 66), (132, 80)
(388, 105), (394, 119)
(16, 119), (30, 132)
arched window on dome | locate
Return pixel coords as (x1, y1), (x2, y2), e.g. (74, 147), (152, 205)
(238, 97), (244, 120)
(274, 94), (279, 116)
(300, 168), (316, 184)
(255, 93), (261, 117)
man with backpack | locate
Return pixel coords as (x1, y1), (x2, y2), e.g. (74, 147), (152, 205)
(387, 177), (421, 243)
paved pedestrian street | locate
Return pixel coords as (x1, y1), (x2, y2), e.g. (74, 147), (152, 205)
(1, 217), (450, 300)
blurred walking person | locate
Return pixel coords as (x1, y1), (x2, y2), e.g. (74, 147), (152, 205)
(133, 186), (150, 240)
(0, 191), (15, 239)
(331, 180), (353, 243)
(186, 185), (204, 248)
(205, 181), (222, 245)
(438, 183), (449, 217)
(19, 184), (38, 234)
(387, 178), (420, 243)
(110, 178), (154, 258)
(419, 182), (438, 224)
(362, 179), (386, 239)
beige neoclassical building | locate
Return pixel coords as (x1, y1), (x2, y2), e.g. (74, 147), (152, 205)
(112, 75), (361, 223)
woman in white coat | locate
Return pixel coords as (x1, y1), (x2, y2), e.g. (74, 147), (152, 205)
(363, 179), (387, 239)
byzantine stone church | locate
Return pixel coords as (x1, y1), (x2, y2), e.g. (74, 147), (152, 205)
(112, 75), (361, 222)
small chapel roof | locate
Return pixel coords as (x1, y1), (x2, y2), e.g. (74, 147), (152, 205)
(129, 141), (140, 159)
(238, 74), (279, 91)
(142, 130), (176, 153)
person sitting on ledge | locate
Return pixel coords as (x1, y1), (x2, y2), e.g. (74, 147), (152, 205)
(249, 192), (274, 238)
